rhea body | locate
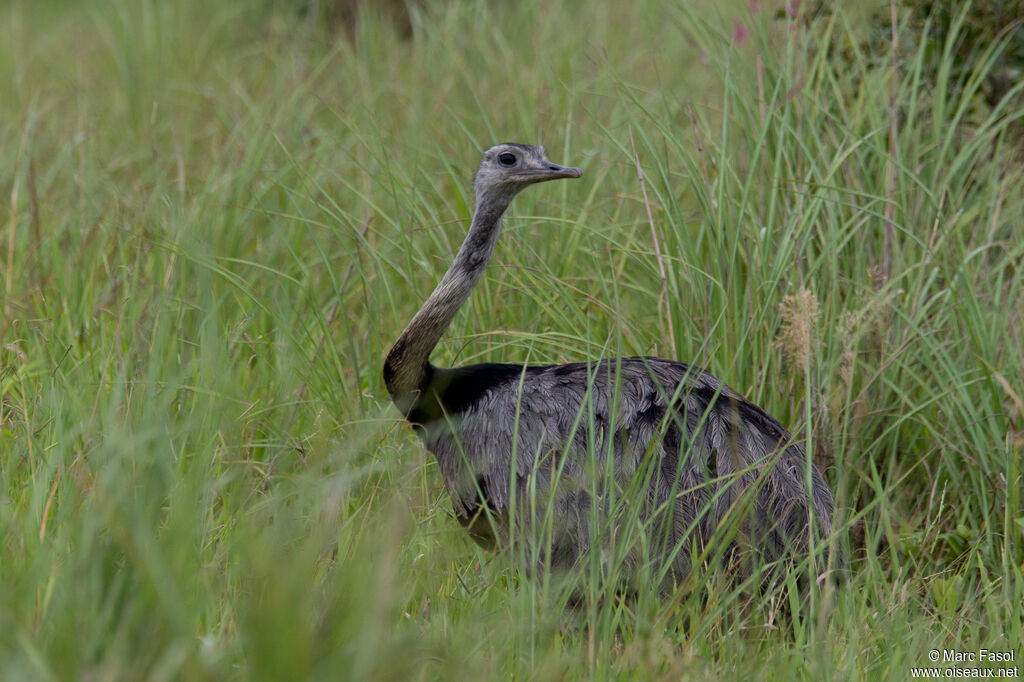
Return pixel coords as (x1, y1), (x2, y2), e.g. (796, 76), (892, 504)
(383, 143), (834, 579)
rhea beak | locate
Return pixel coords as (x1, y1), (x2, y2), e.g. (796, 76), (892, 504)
(516, 164), (583, 181)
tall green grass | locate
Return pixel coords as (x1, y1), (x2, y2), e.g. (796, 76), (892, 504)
(1, 0), (1021, 679)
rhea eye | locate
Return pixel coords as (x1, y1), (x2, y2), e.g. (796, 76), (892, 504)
(497, 152), (517, 167)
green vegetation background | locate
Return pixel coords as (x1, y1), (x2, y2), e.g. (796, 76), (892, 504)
(1, 0), (1021, 679)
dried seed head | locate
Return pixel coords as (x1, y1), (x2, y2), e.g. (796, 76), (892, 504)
(776, 286), (820, 371)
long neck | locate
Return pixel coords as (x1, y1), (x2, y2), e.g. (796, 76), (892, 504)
(383, 191), (513, 414)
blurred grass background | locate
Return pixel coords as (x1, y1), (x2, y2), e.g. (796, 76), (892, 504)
(1, 0), (1022, 679)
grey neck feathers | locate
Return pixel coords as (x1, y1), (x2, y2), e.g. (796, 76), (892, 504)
(384, 190), (514, 415)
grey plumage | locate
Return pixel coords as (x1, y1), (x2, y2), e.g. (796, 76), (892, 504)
(384, 143), (834, 584)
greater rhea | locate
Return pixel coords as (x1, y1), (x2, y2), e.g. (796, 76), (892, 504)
(383, 143), (834, 585)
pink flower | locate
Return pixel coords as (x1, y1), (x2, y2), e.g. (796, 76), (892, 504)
(733, 22), (749, 45)
(748, 0), (761, 11)
(786, 0), (801, 18)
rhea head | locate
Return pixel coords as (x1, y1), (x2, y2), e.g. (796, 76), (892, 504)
(473, 143), (582, 204)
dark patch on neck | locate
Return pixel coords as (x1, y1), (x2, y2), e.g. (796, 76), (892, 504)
(433, 363), (524, 414)
(400, 363), (523, 430)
